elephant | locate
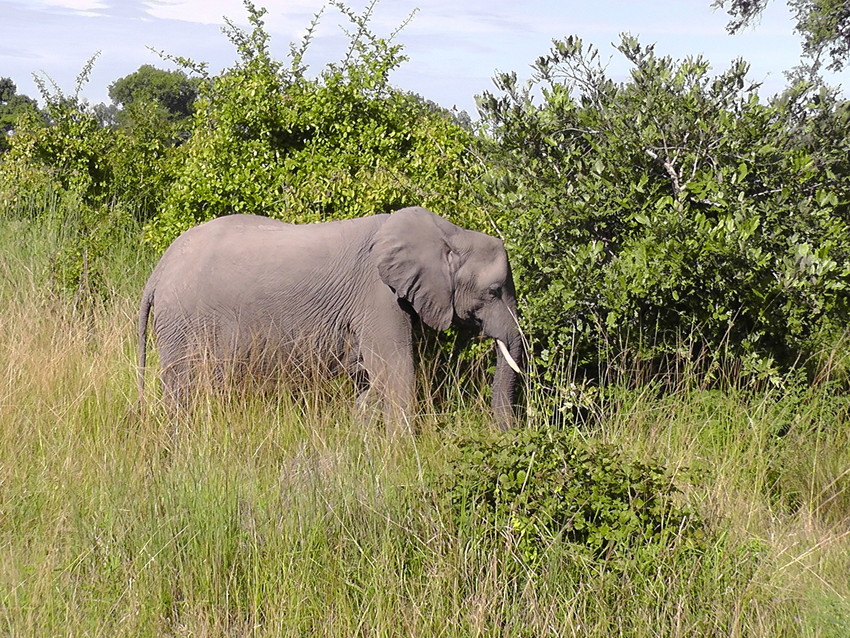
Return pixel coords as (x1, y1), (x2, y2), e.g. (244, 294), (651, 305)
(137, 206), (523, 431)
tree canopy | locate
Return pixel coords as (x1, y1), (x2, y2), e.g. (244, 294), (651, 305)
(108, 64), (199, 123)
(0, 78), (38, 153)
(714, 0), (850, 71)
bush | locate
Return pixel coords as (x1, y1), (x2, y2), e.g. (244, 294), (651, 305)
(437, 426), (704, 566)
(0, 59), (166, 303)
(1, 56), (180, 225)
(147, 1), (484, 251)
(478, 36), (850, 383)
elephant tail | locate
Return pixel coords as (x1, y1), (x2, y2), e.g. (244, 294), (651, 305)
(137, 281), (154, 407)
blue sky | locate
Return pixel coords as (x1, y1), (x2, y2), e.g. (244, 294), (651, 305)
(4, 0), (850, 116)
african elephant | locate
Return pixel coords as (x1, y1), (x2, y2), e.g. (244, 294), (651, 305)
(137, 206), (523, 431)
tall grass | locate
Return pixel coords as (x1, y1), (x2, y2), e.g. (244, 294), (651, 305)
(1, 207), (849, 636)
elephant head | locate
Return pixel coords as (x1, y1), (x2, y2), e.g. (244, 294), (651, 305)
(373, 207), (523, 427)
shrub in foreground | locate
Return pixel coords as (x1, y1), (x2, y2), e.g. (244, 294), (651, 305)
(438, 426), (705, 565)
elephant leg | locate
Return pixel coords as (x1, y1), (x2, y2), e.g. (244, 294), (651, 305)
(359, 330), (416, 435)
(160, 356), (195, 411)
(351, 367), (373, 411)
(155, 323), (201, 412)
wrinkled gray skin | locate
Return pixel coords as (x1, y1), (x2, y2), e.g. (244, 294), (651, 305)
(138, 206), (523, 431)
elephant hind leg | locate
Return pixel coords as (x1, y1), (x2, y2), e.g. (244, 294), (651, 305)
(157, 331), (210, 411)
(160, 357), (196, 411)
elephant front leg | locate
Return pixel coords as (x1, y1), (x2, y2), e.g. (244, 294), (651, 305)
(360, 343), (416, 435)
(352, 367), (382, 424)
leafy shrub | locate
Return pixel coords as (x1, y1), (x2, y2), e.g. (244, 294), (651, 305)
(478, 36), (850, 382)
(147, 1), (483, 250)
(5, 67), (115, 209)
(3, 59), (183, 226)
(0, 59), (166, 302)
(437, 426), (704, 565)
(108, 64), (199, 125)
(0, 77), (40, 154)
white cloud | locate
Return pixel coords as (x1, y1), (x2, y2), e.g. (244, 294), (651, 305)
(143, 0), (244, 25)
(143, 0), (325, 27)
(35, 0), (108, 12)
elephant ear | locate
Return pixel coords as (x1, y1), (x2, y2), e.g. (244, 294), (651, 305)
(372, 207), (459, 331)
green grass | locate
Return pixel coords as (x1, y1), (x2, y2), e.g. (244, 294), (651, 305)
(1, 209), (849, 636)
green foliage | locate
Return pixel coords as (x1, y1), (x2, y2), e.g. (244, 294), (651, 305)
(479, 35), (850, 380)
(108, 64), (199, 123)
(147, 0), (482, 250)
(0, 77), (39, 153)
(0, 59), (168, 302)
(108, 101), (183, 220)
(438, 426), (704, 565)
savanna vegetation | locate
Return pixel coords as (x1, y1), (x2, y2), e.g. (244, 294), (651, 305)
(1, 1), (849, 635)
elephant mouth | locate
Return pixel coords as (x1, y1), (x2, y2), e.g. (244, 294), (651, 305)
(453, 311), (482, 332)
(455, 315), (522, 375)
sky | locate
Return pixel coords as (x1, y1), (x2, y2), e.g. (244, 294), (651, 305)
(4, 0), (850, 117)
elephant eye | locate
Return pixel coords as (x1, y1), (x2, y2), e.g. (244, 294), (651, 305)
(488, 285), (502, 299)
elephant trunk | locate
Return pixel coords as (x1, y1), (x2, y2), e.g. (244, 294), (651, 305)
(491, 334), (523, 429)
(490, 297), (523, 430)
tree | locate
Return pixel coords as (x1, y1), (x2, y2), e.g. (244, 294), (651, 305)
(108, 64), (199, 124)
(0, 58), (182, 303)
(92, 102), (119, 128)
(713, 0), (850, 71)
(0, 78), (38, 153)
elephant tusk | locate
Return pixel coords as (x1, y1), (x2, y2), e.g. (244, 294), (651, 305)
(497, 339), (522, 375)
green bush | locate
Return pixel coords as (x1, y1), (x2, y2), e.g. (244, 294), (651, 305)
(478, 36), (850, 382)
(147, 1), (483, 250)
(0, 58), (176, 303)
(1, 56), (180, 224)
(437, 426), (704, 565)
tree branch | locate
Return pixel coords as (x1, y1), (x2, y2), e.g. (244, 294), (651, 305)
(645, 148), (682, 195)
